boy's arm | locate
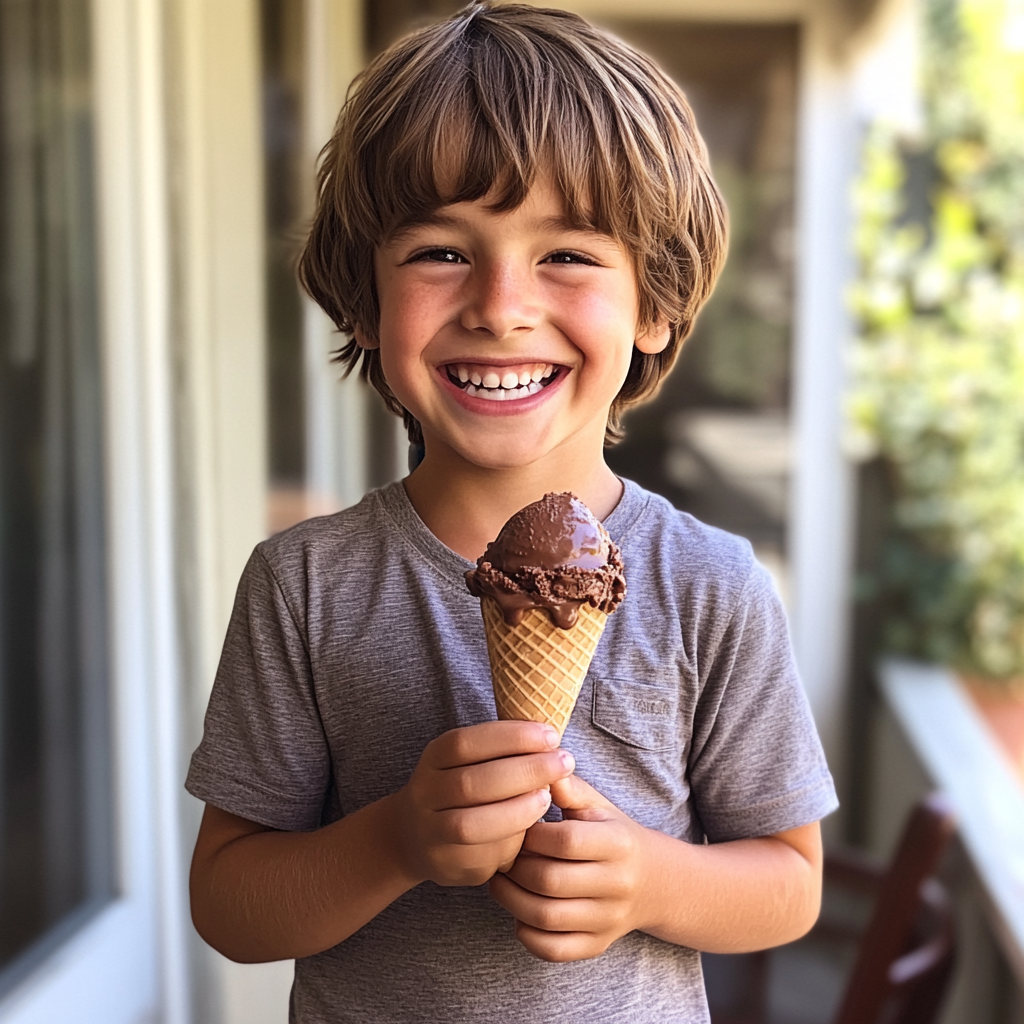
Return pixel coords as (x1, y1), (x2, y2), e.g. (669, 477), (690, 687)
(489, 773), (822, 963)
(637, 820), (821, 952)
(191, 798), (414, 962)
(190, 721), (574, 963)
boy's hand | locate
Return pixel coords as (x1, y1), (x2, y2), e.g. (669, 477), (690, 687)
(391, 721), (576, 888)
(488, 773), (653, 962)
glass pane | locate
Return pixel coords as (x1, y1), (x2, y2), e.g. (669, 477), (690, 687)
(605, 22), (799, 599)
(0, 0), (114, 989)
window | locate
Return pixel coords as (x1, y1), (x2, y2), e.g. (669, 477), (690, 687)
(0, 0), (113, 993)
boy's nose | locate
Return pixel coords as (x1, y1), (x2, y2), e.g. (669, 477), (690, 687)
(459, 259), (541, 340)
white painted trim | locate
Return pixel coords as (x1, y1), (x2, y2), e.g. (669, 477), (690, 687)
(133, 0), (192, 1016)
(881, 661), (1024, 987)
(787, 18), (858, 800)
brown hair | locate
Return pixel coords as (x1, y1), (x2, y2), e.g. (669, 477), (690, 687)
(298, 1), (727, 445)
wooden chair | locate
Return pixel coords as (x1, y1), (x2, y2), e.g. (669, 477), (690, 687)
(708, 792), (958, 1024)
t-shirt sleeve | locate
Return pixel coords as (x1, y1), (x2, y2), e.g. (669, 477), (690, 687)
(185, 546), (331, 831)
(688, 561), (838, 843)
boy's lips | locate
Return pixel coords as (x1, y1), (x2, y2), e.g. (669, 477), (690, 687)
(437, 360), (567, 412)
(441, 361), (561, 403)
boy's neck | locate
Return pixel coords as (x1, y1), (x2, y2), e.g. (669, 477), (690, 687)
(403, 446), (624, 563)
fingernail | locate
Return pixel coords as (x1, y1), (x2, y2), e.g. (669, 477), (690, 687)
(539, 787), (552, 808)
(559, 750), (575, 773)
(541, 725), (559, 748)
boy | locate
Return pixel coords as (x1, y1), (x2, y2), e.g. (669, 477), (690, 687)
(186, 4), (838, 1022)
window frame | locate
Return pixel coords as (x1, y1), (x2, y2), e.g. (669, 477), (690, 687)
(0, 0), (187, 1019)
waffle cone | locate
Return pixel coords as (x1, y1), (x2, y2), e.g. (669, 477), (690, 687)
(481, 596), (607, 738)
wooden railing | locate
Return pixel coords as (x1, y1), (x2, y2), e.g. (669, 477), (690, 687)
(881, 660), (1024, 987)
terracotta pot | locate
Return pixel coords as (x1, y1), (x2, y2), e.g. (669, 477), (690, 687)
(961, 676), (1024, 785)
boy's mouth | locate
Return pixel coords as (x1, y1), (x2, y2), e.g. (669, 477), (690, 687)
(444, 362), (560, 402)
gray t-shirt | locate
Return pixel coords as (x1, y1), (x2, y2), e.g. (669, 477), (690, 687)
(186, 479), (837, 1024)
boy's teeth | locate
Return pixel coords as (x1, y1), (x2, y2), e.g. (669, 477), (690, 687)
(449, 362), (558, 398)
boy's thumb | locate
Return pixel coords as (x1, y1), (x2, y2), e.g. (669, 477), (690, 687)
(549, 773), (617, 818)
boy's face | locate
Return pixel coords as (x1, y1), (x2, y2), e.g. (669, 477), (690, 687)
(359, 178), (669, 473)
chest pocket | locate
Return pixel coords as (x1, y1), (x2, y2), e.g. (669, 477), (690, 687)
(591, 676), (680, 751)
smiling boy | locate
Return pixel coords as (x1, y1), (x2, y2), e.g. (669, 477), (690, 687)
(186, 5), (838, 1022)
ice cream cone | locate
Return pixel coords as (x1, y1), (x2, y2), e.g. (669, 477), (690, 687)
(481, 596), (607, 738)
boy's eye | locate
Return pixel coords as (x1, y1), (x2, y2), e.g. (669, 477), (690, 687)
(543, 250), (598, 265)
(410, 247), (466, 264)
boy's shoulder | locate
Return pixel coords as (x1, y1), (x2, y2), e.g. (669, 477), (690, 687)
(616, 479), (764, 602)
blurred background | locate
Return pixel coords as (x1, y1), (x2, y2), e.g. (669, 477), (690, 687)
(1, 0), (1022, 1022)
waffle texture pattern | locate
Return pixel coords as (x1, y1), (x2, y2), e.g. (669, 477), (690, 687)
(482, 597), (607, 738)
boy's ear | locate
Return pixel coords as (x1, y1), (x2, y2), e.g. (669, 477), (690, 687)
(634, 319), (671, 355)
(353, 324), (379, 350)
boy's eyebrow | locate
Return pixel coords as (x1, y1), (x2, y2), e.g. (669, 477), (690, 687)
(389, 211), (461, 238)
(536, 214), (608, 238)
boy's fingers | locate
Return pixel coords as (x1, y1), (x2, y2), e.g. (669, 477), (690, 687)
(435, 789), (552, 846)
(513, 922), (606, 963)
(425, 722), (560, 769)
(438, 750), (574, 809)
(502, 852), (611, 899)
(549, 773), (617, 814)
(521, 819), (624, 862)
(489, 874), (599, 933)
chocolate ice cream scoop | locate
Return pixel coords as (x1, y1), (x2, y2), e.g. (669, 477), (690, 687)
(465, 492), (626, 629)
(483, 492), (611, 572)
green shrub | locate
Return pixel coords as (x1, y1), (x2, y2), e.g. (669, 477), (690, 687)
(848, 0), (1024, 683)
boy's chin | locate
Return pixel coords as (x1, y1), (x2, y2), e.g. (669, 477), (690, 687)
(420, 417), (609, 475)
(458, 449), (547, 472)
(434, 435), (560, 473)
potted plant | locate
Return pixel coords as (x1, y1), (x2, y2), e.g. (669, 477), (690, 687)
(848, 0), (1024, 775)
